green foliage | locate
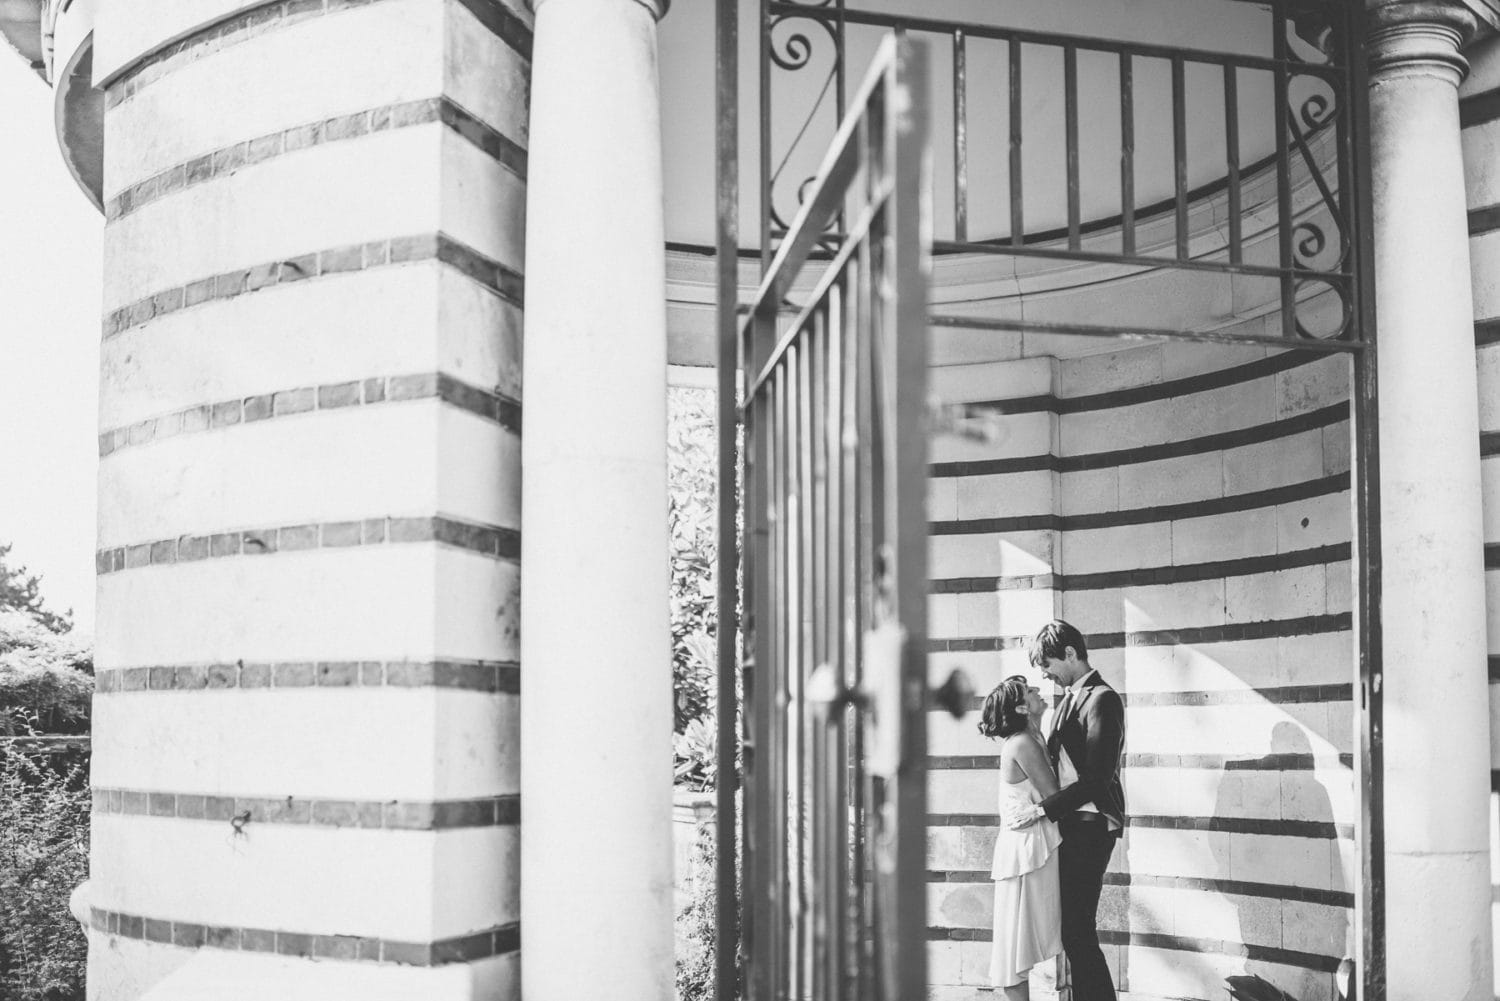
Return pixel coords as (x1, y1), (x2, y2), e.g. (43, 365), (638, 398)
(669, 389), (719, 739)
(0, 745), (89, 1001)
(675, 821), (742, 1001)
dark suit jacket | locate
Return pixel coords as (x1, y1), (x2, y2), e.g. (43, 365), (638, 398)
(1040, 670), (1126, 836)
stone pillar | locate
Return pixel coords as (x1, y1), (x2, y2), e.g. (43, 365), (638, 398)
(518, 1), (673, 1000)
(1367, 3), (1495, 998)
(84, 0), (529, 997)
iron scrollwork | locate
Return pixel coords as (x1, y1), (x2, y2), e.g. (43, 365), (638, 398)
(765, 0), (847, 244)
(1282, 2), (1356, 340)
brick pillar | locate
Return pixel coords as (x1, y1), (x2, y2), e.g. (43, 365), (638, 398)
(83, 1), (529, 997)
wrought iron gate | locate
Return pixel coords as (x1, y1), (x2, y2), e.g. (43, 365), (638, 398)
(718, 2), (1384, 999)
(732, 34), (934, 1001)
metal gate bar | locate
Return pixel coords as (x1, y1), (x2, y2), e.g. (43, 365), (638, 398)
(737, 34), (932, 1001)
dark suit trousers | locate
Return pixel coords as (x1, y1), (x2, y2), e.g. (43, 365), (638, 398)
(1058, 817), (1117, 1001)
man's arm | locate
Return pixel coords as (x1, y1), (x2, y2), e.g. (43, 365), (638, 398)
(1036, 689), (1123, 821)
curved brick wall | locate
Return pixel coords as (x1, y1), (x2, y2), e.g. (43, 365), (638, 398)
(86, 1), (529, 996)
(924, 331), (1355, 1001)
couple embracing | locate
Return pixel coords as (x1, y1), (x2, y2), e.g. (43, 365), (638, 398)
(979, 620), (1126, 1001)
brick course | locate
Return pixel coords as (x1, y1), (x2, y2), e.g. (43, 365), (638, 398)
(100, 233), (522, 340)
(95, 515), (519, 575)
(88, 907), (520, 967)
(95, 659), (520, 694)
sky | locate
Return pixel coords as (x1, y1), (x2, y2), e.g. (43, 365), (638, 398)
(0, 53), (104, 636)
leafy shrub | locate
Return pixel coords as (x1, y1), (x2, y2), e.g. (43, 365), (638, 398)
(0, 741), (89, 1001)
(675, 820), (742, 1001)
(0, 543), (92, 999)
(669, 389), (719, 739)
(0, 610), (93, 737)
(673, 717), (717, 791)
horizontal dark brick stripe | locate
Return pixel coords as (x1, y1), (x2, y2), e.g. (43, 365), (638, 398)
(940, 681), (1351, 716)
(89, 907), (519, 965)
(931, 751), (1352, 771)
(1461, 87), (1500, 129)
(966, 349), (1323, 416)
(99, 372), (520, 457)
(928, 612), (1351, 652)
(926, 926), (1342, 972)
(928, 869), (1353, 908)
(105, 0), (530, 102)
(1103, 871), (1352, 908)
(931, 542), (1349, 594)
(1488, 543), (1500, 570)
(931, 473), (1348, 536)
(1126, 813), (1353, 840)
(1484, 432), (1500, 458)
(1479, 317), (1500, 348)
(927, 813), (1352, 839)
(1121, 682), (1352, 707)
(96, 659), (519, 694)
(930, 402), (1346, 477)
(1490, 657), (1500, 682)
(1472, 204), (1500, 238)
(106, 98), (525, 222)
(453, 0), (533, 59)
(94, 788), (518, 829)
(96, 515), (519, 575)
(102, 233), (522, 339)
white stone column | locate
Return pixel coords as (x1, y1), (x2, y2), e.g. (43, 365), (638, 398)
(1368, 3), (1495, 999)
(519, 1), (673, 1000)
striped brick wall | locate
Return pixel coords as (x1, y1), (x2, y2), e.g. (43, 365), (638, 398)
(1461, 32), (1500, 1001)
(86, 0), (529, 997)
(924, 328), (1356, 1001)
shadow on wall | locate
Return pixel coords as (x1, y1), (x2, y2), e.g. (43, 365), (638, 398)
(1214, 721), (1348, 1001)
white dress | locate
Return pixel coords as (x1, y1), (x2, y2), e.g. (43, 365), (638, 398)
(989, 773), (1064, 988)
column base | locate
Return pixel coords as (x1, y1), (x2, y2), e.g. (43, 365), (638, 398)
(1385, 849), (1492, 1001)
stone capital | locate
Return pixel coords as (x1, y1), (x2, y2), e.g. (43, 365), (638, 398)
(1366, 1), (1480, 81)
(527, 0), (669, 20)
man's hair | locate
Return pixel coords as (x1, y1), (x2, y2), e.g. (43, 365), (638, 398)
(1028, 619), (1088, 668)
(977, 675), (1030, 740)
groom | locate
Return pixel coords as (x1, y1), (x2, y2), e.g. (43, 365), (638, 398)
(1012, 620), (1125, 1001)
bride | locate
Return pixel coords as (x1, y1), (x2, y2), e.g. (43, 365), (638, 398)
(978, 675), (1063, 999)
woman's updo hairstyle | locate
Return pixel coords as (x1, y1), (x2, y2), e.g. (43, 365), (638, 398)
(977, 675), (1030, 739)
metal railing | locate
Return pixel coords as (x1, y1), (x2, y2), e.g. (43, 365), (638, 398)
(761, 0), (1369, 349)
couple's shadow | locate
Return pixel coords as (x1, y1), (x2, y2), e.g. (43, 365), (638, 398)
(1211, 722), (1349, 1001)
